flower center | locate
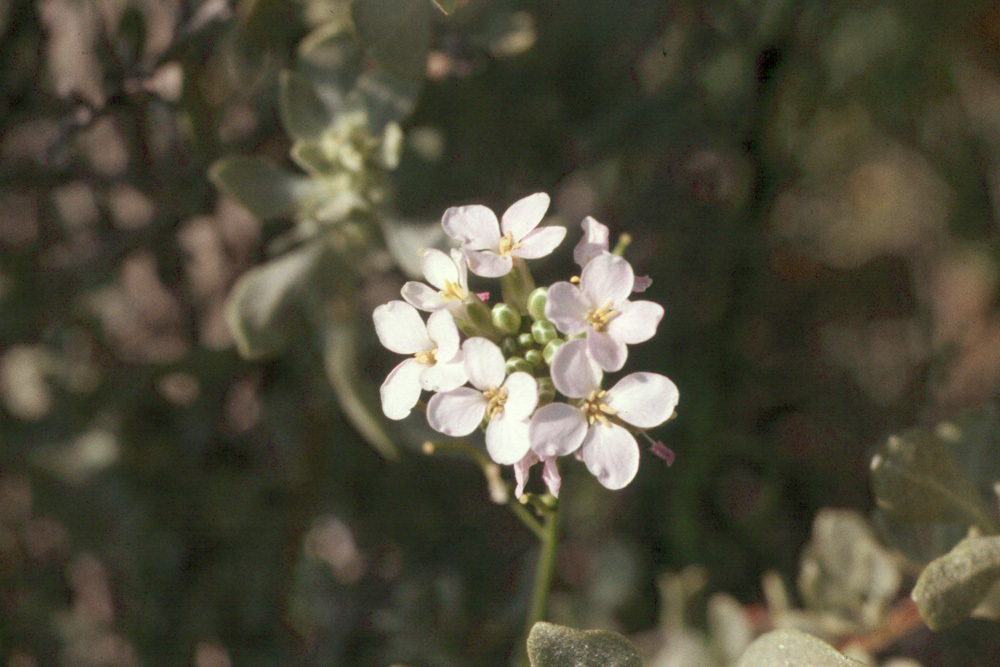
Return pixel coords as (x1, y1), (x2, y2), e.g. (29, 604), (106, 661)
(582, 389), (617, 426)
(438, 280), (467, 303)
(497, 232), (524, 258)
(483, 385), (509, 419)
(414, 349), (437, 365)
(585, 302), (619, 332)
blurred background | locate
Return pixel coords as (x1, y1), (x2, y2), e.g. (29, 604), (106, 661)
(3, 0), (1000, 664)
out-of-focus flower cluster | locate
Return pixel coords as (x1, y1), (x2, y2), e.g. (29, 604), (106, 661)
(373, 193), (679, 494)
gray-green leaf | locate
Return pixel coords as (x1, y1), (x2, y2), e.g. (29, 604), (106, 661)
(278, 70), (332, 140)
(870, 426), (997, 534)
(911, 534), (1000, 630)
(224, 244), (321, 359)
(527, 622), (641, 667)
(209, 156), (304, 220)
(351, 0), (430, 80)
(735, 630), (865, 667)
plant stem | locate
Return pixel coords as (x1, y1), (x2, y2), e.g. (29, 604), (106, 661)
(517, 500), (561, 666)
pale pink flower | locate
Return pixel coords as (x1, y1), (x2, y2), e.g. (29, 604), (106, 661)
(528, 339), (679, 490)
(573, 216), (651, 292)
(426, 338), (538, 464)
(373, 302), (467, 420)
(514, 451), (561, 498)
(545, 253), (664, 371)
(441, 193), (566, 277)
(400, 248), (470, 312)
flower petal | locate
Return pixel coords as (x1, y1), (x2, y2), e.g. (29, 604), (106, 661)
(373, 301), (433, 354)
(464, 249), (513, 277)
(541, 458), (561, 498)
(427, 387), (487, 436)
(607, 300), (663, 344)
(426, 310), (460, 361)
(450, 248), (469, 289)
(420, 353), (467, 392)
(573, 216), (610, 267)
(513, 225), (566, 259)
(380, 358), (424, 420)
(529, 402), (587, 457)
(514, 451), (540, 497)
(587, 330), (627, 372)
(579, 422), (640, 490)
(501, 192), (550, 241)
(606, 372), (679, 428)
(420, 248), (460, 291)
(545, 281), (590, 336)
(549, 338), (602, 398)
(441, 205), (500, 249)
(580, 253), (634, 307)
(632, 275), (653, 293)
(462, 337), (506, 390)
(401, 281), (446, 311)
(485, 413), (532, 464)
(501, 371), (538, 420)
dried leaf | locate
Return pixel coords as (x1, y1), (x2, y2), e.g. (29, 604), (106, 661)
(912, 534), (1000, 630)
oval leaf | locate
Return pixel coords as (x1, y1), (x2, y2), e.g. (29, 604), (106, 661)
(279, 70), (332, 140)
(351, 0), (430, 80)
(735, 630), (865, 667)
(209, 156), (304, 220)
(912, 534), (1000, 630)
(527, 622), (641, 667)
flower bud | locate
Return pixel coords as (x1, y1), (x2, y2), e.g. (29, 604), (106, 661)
(491, 303), (522, 335)
(465, 298), (493, 334)
(505, 356), (533, 375)
(531, 319), (557, 345)
(536, 377), (556, 405)
(527, 287), (548, 321)
(542, 338), (564, 364)
(524, 349), (544, 367)
(517, 333), (535, 349)
(501, 337), (519, 358)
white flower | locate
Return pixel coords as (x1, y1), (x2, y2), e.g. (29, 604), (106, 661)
(514, 451), (561, 498)
(441, 193), (566, 277)
(427, 337), (538, 464)
(373, 302), (468, 420)
(573, 216), (652, 292)
(400, 248), (470, 312)
(528, 339), (679, 490)
(545, 253), (664, 371)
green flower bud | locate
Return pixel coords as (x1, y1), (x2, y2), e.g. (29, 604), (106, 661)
(527, 287), (548, 321)
(501, 337), (519, 358)
(517, 333), (535, 349)
(542, 338), (565, 364)
(531, 319), (557, 345)
(465, 298), (493, 334)
(505, 356), (533, 375)
(524, 349), (544, 367)
(491, 303), (522, 335)
(536, 377), (556, 405)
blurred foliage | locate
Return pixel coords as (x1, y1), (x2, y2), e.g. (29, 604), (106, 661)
(3, 0), (1000, 664)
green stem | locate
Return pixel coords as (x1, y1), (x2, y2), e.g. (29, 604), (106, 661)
(517, 500), (561, 666)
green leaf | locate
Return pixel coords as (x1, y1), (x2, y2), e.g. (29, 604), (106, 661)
(298, 21), (363, 93)
(319, 321), (399, 460)
(431, 0), (459, 14)
(209, 156), (304, 220)
(870, 424), (997, 534)
(527, 622), (641, 667)
(278, 70), (332, 140)
(355, 68), (423, 130)
(912, 534), (1000, 630)
(351, 0), (431, 80)
(734, 630), (866, 667)
(380, 218), (448, 278)
(224, 244), (321, 359)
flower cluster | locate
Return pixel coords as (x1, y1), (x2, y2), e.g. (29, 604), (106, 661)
(373, 193), (679, 496)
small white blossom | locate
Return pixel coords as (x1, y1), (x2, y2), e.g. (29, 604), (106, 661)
(528, 339), (678, 490)
(442, 193), (566, 278)
(401, 248), (470, 312)
(573, 216), (651, 292)
(545, 253), (664, 371)
(427, 337), (538, 464)
(514, 451), (561, 498)
(373, 302), (467, 420)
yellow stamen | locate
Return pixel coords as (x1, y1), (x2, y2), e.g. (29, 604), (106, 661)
(414, 349), (437, 364)
(497, 232), (524, 258)
(438, 280), (467, 302)
(584, 301), (619, 332)
(582, 389), (617, 426)
(483, 385), (509, 419)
